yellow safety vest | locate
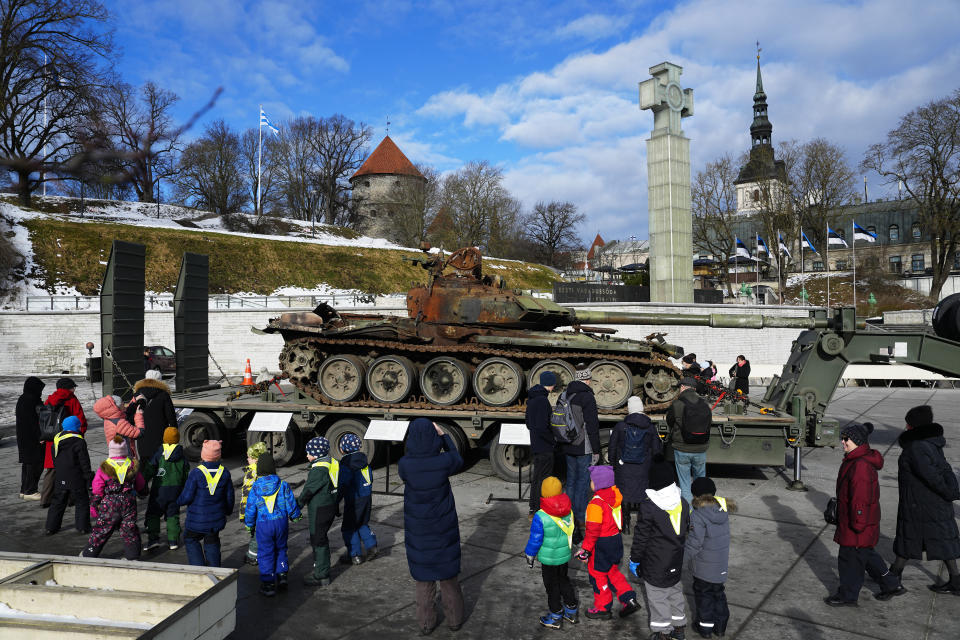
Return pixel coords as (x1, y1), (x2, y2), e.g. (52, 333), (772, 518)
(666, 503), (684, 535)
(547, 514), (576, 549)
(263, 490), (280, 514)
(315, 459), (339, 488)
(589, 494), (623, 530)
(53, 432), (82, 456)
(106, 458), (132, 484)
(716, 496), (728, 512)
(360, 465), (371, 487)
(161, 443), (178, 460)
(198, 465), (225, 496)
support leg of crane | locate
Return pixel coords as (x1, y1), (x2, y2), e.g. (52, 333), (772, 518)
(786, 446), (808, 492)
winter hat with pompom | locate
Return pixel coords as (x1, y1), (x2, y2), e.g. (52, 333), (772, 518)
(108, 435), (128, 458)
(163, 427), (179, 444)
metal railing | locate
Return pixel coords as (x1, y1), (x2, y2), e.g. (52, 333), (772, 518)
(14, 293), (401, 312)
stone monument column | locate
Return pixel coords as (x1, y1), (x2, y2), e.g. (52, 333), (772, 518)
(639, 62), (694, 303)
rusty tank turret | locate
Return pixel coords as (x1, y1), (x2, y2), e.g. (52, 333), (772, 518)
(261, 247), (830, 412)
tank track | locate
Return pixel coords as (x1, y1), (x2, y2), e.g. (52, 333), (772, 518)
(279, 336), (681, 413)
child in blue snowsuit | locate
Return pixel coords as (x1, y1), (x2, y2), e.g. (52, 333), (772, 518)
(244, 452), (301, 596)
(337, 434), (377, 564)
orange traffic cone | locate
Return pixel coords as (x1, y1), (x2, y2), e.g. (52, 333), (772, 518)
(241, 359), (255, 386)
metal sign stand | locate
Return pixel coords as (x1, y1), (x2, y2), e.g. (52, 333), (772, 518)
(486, 423), (529, 504)
(365, 420), (410, 496)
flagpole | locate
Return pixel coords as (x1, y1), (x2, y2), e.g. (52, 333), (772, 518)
(257, 104), (263, 215)
(852, 221), (857, 313)
(826, 222), (830, 309)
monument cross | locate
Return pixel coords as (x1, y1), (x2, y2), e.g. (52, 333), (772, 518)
(639, 62), (695, 303)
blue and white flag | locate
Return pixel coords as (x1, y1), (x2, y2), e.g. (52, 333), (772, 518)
(827, 226), (849, 248)
(735, 237), (752, 259)
(778, 233), (792, 259)
(260, 107), (279, 135)
(756, 235), (769, 256)
(853, 221), (877, 243)
(801, 230), (818, 254)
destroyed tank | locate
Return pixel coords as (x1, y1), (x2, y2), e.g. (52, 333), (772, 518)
(261, 247), (830, 412)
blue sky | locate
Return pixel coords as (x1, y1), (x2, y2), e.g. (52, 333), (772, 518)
(107, 0), (960, 246)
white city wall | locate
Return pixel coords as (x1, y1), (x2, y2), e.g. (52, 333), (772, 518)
(0, 302), (808, 377)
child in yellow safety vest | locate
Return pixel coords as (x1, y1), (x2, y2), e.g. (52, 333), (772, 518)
(244, 452), (302, 597)
(142, 427), (190, 552)
(82, 435), (146, 559)
(44, 416), (93, 535)
(337, 434), (378, 565)
(240, 441), (268, 565)
(177, 440), (234, 567)
(298, 436), (339, 587)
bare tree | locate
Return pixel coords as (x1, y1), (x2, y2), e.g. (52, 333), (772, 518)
(524, 200), (585, 267)
(789, 138), (856, 248)
(273, 117), (320, 222)
(311, 114), (371, 226)
(172, 119), (247, 217)
(391, 163), (438, 248)
(0, 0), (113, 205)
(240, 127), (280, 221)
(486, 195), (526, 259)
(98, 79), (181, 202)
(425, 205), (458, 250)
(692, 155), (740, 296)
(441, 160), (514, 251)
(862, 90), (960, 301)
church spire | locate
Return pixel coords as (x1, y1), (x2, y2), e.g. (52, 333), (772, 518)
(750, 44), (772, 148)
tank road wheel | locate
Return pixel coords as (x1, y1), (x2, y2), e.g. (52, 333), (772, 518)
(643, 365), (680, 405)
(179, 412), (224, 462)
(246, 422), (301, 467)
(317, 355), (366, 402)
(325, 418), (382, 466)
(473, 357), (524, 407)
(280, 342), (320, 385)
(420, 357), (470, 406)
(527, 359), (575, 398)
(489, 439), (531, 483)
(366, 355), (417, 403)
(589, 360), (633, 409)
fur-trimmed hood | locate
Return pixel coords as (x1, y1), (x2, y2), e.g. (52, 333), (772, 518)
(134, 378), (171, 394)
(692, 494), (738, 514)
(899, 423), (945, 448)
(99, 457), (139, 481)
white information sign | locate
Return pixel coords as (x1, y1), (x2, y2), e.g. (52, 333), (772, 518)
(365, 420), (410, 441)
(248, 412), (293, 433)
(498, 423), (530, 446)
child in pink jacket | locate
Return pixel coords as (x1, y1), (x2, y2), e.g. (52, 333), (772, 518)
(93, 395), (145, 460)
(83, 436), (147, 559)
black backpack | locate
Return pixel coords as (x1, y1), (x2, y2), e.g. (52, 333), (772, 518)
(620, 425), (649, 464)
(675, 394), (712, 445)
(37, 401), (67, 441)
(550, 391), (585, 445)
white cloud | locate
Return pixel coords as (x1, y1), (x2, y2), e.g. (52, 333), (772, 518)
(555, 14), (629, 41)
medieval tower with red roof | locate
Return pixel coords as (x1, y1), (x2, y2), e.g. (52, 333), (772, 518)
(349, 136), (426, 244)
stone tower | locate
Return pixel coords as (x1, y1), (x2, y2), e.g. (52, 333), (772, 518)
(734, 55), (787, 214)
(350, 136), (426, 243)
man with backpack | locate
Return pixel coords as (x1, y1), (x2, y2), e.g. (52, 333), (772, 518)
(40, 378), (88, 507)
(608, 396), (662, 534)
(666, 377), (712, 505)
(556, 367), (601, 545)
(525, 371), (558, 519)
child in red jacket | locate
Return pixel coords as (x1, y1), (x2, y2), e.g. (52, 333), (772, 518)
(575, 465), (641, 620)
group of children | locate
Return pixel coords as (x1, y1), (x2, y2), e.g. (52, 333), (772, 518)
(524, 462), (735, 639)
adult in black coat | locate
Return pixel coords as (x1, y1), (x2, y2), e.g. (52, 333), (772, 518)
(889, 405), (960, 593)
(127, 371), (177, 462)
(560, 372), (602, 540)
(728, 355), (750, 395)
(399, 418), (465, 634)
(15, 377), (46, 498)
(525, 370), (557, 516)
(608, 396), (663, 534)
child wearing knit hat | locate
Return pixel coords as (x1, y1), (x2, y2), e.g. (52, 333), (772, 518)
(336, 434), (378, 565)
(523, 476), (580, 629)
(82, 435), (147, 559)
(141, 427), (190, 552)
(240, 441), (269, 566)
(176, 440), (235, 568)
(629, 461), (690, 640)
(686, 477), (737, 638)
(298, 436), (339, 586)
(43, 416), (93, 535)
(244, 453), (302, 596)
(576, 465), (640, 621)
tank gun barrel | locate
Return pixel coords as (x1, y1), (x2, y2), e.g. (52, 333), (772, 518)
(571, 310), (837, 330)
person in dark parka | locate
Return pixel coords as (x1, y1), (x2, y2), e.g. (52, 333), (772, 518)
(889, 405), (960, 594)
(525, 370), (557, 516)
(728, 356), (750, 396)
(398, 418), (465, 635)
(15, 376), (45, 498)
(44, 416), (94, 534)
(127, 370), (177, 463)
(608, 395), (662, 534)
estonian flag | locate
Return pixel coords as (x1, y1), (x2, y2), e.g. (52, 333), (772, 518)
(756, 236), (769, 255)
(853, 221), (877, 243)
(735, 237), (752, 259)
(778, 233), (792, 259)
(801, 230), (818, 254)
(827, 226), (849, 248)
(260, 107), (280, 135)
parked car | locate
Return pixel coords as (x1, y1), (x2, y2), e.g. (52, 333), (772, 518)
(145, 345), (176, 376)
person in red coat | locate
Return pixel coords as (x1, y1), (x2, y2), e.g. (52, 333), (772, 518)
(41, 378), (88, 507)
(825, 422), (905, 606)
